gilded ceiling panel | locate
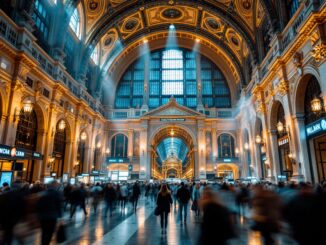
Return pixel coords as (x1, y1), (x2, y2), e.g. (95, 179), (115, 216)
(234, 0), (254, 30)
(100, 28), (119, 67)
(109, 0), (127, 8)
(146, 6), (198, 27)
(255, 0), (265, 27)
(201, 11), (225, 38)
(118, 12), (144, 40)
(85, 0), (108, 36)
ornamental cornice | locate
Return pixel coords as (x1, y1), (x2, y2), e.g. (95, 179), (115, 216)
(311, 43), (326, 63)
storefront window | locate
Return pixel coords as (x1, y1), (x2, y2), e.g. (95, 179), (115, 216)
(53, 122), (66, 177)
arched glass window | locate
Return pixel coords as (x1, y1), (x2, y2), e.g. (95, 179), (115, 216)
(111, 134), (128, 158)
(69, 8), (81, 39)
(54, 123), (66, 155)
(32, 0), (49, 42)
(217, 134), (235, 158)
(115, 48), (231, 109)
(91, 46), (99, 65)
(15, 110), (38, 151)
(201, 56), (231, 108)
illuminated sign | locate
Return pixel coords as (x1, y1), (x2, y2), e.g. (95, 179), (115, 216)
(278, 137), (289, 146)
(306, 118), (326, 138)
(107, 158), (129, 163)
(0, 146), (10, 155)
(223, 158), (232, 162)
(160, 118), (185, 122)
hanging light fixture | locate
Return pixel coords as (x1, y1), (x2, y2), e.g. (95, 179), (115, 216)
(311, 97), (322, 113)
(80, 131), (87, 141)
(23, 100), (33, 113)
(58, 120), (66, 131)
(244, 142), (249, 150)
(277, 121), (284, 133)
(255, 135), (262, 144)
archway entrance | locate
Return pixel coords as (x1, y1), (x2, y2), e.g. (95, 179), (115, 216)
(151, 126), (195, 180)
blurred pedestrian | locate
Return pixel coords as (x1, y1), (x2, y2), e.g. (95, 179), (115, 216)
(36, 181), (62, 245)
(251, 185), (282, 245)
(132, 181), (141, 211)
(156, 184), (173, 235)
(104, 183), (116, 217)
(176, 182), (191, 224)
(284, 183), (326, 245)
(198, 187), (235, 245)
(91, 183), (103, 213)
(192, 183), (201, 217)
(0, 181), (25, 245)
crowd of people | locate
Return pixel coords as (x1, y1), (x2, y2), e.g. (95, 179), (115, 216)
(0, 179), (325, 245)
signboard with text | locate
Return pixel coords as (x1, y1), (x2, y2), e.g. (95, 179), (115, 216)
(306, 118), (326, 138)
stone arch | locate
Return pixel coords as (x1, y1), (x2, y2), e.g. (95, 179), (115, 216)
(267, 99), (286, 131)
(294, 72), (322, 115)
(149, 124), (197, 148)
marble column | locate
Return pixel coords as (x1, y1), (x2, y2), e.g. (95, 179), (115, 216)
(211, 128), (217, 159)
(128, 129), (134, 158)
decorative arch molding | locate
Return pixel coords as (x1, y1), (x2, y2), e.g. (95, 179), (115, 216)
(267, 98), (286, 131)
(107, 163), (128, 171)
(55, 117), (73, 143)
(108, 132), (129, 143)
(293, 68), (322, 115)
(86, 1), (256, 55)
(149, 124), (197, 148)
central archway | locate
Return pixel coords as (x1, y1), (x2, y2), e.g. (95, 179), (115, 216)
(150, 126), (195, 180)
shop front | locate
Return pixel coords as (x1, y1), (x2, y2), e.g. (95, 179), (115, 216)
(306, 117), (326, 182)
(0, 144), (43, 184)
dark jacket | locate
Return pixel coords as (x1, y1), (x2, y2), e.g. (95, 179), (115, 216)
(37, 188), (62, 220)
(176, 186), (191, 203)
(104, 187), (116, 202)
(157, 192), (173, 213)
(132, 184), (141, 198)
(198, 202), (235, 245)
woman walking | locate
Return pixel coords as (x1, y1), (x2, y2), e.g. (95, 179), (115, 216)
(156, 184), (173, 235)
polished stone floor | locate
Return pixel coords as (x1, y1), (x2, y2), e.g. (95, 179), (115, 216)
(17, 197), (297, 245)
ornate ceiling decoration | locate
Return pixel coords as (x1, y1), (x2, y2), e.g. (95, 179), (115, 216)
(71, 0), (275, 85)
(146, 6), (198, 27)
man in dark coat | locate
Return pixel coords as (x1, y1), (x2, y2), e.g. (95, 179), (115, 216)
(132, 182), (141, 211)
(176, 182), (191, 224)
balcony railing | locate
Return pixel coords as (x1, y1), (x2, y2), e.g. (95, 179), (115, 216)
(0, 10), (104, 116)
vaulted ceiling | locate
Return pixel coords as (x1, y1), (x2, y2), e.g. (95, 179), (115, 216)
(69, 0), (276, 86)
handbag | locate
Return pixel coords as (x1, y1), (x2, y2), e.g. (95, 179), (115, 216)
(191, 201), (198, 211)
(154, 206), (161, 216)
(56, 223), (67, 243)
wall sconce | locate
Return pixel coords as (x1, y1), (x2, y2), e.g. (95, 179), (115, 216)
(311, 97), (322, 113)
(23, 100), (33, 113)
(105, 148), (110, 155)
(140, 166), (145, 172)
(80, 131), (87, 141)
(170, 129), (175, 136)
(74, 161), (80, 169)
(288, 152), (296, 164)
(96, 142), (102, 149)
(244, 142), (249, 150)
(58, 120), (66, 131)
(277, 121), (284, 133)
(255, 135), (262, 144)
